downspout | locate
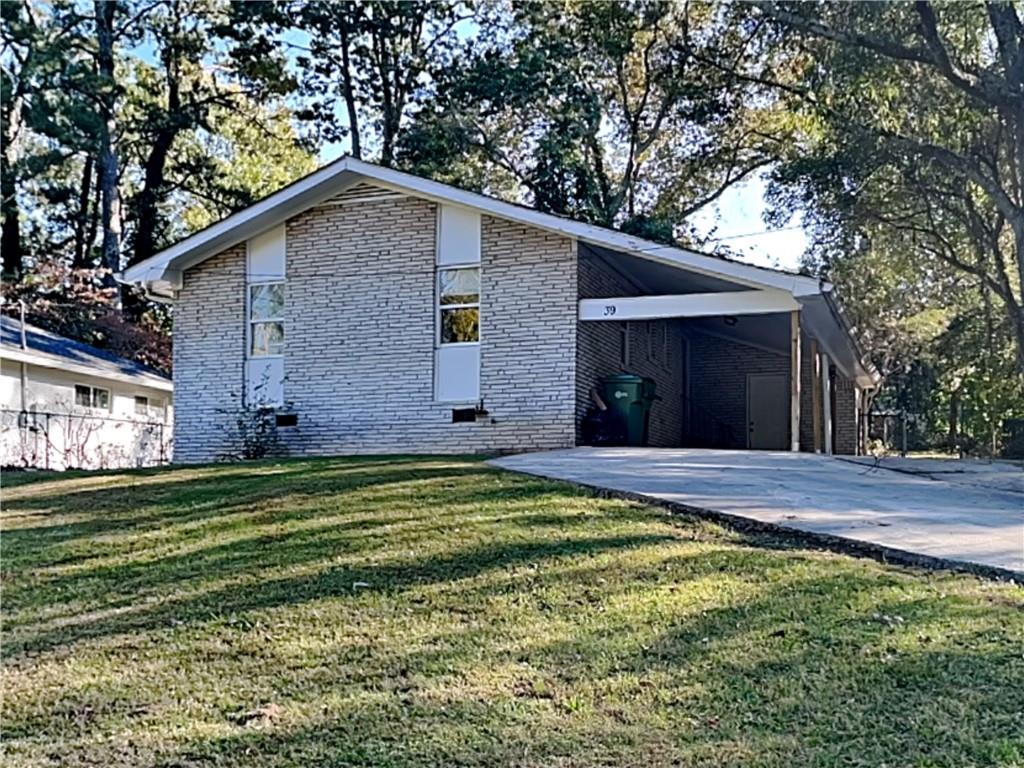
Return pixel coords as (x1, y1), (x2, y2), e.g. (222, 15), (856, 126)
(18, 299), (27, 412)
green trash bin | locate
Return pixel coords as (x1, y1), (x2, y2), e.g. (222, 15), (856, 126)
(600, 374), (657, 446)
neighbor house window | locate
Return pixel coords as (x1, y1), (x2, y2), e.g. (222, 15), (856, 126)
(249, 282), (285, 356)
(134, 395), (149, 415)
(75, 384), (110, 410)
(438, 266), (480, 344)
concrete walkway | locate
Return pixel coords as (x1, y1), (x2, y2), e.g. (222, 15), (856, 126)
(491, 448), (1024, 575)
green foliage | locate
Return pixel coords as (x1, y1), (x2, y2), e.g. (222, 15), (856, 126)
(2, 457), (1022, 766)
(232, 406), (283, 460)
(282, 0), (470, 164)
(398, 0), (789, 236)
(174, 103), (317, 235)
(1, 0), (313, 362)
(747, 2), (1024, 450)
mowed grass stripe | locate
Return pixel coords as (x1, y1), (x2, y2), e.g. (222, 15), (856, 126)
(1, 456), (1021, 767)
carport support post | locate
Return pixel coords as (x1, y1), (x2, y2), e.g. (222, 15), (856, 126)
(811, 339), (822, 453)
(790, 310), (801, 452)
(821, 351), (833, 456)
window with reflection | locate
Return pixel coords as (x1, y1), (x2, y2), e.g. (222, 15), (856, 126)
(438, 267), (479, 344)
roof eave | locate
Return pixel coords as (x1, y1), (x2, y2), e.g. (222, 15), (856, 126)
(1, 347), (174, 392)
(820, 289), (881, 388)
(122, 156), (829, 299)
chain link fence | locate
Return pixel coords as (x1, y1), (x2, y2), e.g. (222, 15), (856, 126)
(1, 408), (172, 471)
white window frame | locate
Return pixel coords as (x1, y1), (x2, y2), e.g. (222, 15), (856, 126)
(134, 395), (149, 416)
(74, 383), (111, 411)
(436, 264), (481, 348)
(247, 280), (286, 358)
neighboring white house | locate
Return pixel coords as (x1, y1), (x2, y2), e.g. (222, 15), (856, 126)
(0, 316), (173, 470)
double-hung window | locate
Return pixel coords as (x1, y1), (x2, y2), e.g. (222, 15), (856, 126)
(249, 282), (285, 356)
(438, 267), (480, 344)
(75, 384), (110, 410)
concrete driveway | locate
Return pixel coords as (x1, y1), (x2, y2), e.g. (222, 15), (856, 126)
(491, 448), (1024, 575)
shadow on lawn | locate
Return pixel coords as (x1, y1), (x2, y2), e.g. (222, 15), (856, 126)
(152, 569), (1023, 768)
(1, 458), (506, 569)
(3, 458), (665, 657)
(8, 530), (677, 658)
(5, 457), (1022, 767)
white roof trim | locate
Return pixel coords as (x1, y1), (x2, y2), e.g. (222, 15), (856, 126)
(2, 347), (174, 392)
(122, 157), (826, 298)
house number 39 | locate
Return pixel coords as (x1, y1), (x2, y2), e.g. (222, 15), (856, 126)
(603, 305), (617, 316)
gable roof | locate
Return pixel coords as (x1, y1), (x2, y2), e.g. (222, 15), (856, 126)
(120, 156), (877, 387)
(122, 156), (826, 299)
(0, 316), (172, 392)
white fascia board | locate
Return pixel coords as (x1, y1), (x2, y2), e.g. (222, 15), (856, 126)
(123, 156), (826, 299)
(1, 347), (174, 392)
(580, 291), (799, 321)
(798, 292), (880, 389)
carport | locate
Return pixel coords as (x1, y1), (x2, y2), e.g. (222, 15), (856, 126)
(574, 243), (878, 454)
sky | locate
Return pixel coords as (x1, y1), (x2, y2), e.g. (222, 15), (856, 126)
(686, 173), (807, 272)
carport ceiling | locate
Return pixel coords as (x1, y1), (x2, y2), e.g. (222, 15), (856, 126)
(584, 243), (747, 294)
(687, 313), (790, 355)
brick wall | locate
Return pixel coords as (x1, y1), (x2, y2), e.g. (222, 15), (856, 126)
(576, 247), (685, 447)
(799, 335), (816, 451)
(172, 245), (247, 462)
(172, 193), (578, 460)
(799, 336), (859, 455)
(834, 375), (858, 455)
(686, 330), (790, 449)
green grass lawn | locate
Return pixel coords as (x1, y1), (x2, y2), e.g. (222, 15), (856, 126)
(2, 456), (1022, 767)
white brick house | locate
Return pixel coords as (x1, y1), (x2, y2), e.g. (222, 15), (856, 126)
(123, 158), (877, 463)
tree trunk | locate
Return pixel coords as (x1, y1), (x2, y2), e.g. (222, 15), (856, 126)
(339, 20), (361, 159)
(2, 77), (25, 279)
(1014, 226), (1024, 375)
(95, 0), (121, 293)
(72, 155), (95, 268)
(947, 387), (960, 452)
(132, 132), (175, 265)
(1, 167), (21, 280)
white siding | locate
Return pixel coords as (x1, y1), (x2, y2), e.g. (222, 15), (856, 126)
(245, 226), (287, 406)
(436, 204), (482, 401)
(247, 225), (287, 280)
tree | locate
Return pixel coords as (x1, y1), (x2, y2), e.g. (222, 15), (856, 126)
(745, 2), (1024, 374)
(174, 102), (317, 235)
(399, 0), (791, 237)
(127, 0), (296, 265)
(94, 0), (120, 285)
(0, 0), (309, 366)
(0, 0), (34, 278)
(251, 0), (470, 165)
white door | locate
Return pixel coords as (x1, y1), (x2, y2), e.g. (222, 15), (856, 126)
(747, 374), (789, 450)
